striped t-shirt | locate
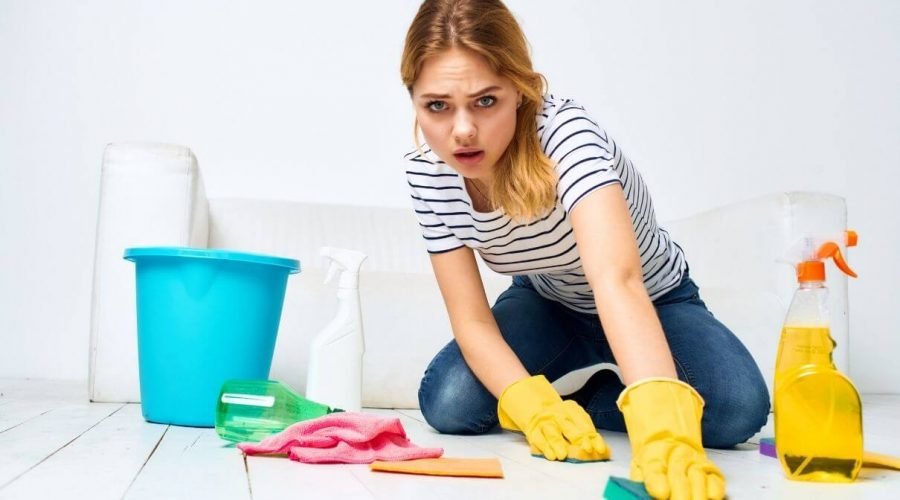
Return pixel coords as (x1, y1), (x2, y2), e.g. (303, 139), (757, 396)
(405, 94), (686, 314)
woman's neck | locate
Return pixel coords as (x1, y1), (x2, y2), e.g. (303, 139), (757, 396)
(466, 177), (494, 211)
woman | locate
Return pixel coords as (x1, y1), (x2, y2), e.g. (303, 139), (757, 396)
(400, 1), (769, 498)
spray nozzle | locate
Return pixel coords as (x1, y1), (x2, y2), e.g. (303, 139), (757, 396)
(789, 230), (858, 282)
(321, 246), (368, 289)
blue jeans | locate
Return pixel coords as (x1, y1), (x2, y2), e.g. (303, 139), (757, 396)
(417, 273), (770, 448)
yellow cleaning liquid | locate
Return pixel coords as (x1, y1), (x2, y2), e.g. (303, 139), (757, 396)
(774, 325), (863, 482)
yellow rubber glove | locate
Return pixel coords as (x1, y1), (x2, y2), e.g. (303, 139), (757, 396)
(617, 378), (725, 500)
(497, 375), (609, 462)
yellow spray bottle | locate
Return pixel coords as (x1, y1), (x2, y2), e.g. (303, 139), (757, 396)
(774, 230), (861, 482)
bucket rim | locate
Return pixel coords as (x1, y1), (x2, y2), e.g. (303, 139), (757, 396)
(124, 246), (300, 273)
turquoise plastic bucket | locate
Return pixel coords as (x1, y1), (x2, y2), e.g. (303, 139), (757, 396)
(124, 247), (300, 427)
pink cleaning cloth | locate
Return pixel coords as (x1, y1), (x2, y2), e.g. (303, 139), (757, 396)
(237, 412), (444, 464)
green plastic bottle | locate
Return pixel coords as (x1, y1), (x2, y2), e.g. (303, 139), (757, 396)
(215, 379), (341, 443)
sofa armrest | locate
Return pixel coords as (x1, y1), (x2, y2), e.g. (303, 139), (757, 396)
(664, 192), (849, 398)
(88, 143), (209, 402)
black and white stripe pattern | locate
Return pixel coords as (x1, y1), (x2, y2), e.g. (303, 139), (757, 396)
(405, 95), (686, 314)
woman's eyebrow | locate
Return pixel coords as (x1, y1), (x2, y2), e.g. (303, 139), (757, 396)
(418, 85), (503, 100)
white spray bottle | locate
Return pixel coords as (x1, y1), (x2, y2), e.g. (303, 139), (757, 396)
(305, 246), (367, 412)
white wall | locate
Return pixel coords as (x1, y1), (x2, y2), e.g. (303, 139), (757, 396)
(1, 1), (898, 392)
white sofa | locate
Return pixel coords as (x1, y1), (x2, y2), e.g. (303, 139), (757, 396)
(89, 143), (852, 409)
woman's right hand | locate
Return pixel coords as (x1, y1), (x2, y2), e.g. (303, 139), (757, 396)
(497, 374), (609, 462)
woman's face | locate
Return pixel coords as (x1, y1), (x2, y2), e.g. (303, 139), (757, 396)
(411, 47), (520, 182)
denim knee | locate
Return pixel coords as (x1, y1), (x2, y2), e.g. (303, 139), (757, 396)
(701, 378), (771, 448)
(417, 347), (496, 435)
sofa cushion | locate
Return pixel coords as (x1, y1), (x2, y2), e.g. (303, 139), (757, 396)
(208, 198), (510, 408)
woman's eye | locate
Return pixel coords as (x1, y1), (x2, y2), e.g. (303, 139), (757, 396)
(427, 101), (447, 112)
(476, 96), (496, 107)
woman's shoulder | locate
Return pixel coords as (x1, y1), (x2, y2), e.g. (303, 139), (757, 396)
(537, 94), (597, 134)
(540, 93), (578, 113)
(403, 146), (457, 181)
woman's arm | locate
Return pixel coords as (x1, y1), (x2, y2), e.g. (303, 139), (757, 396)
(430, 246), (610, 461)
(429, 246), (529, 397)
(569, 184), (678, 385)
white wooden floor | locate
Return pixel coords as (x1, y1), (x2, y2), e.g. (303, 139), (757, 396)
(1, 379), (899, 500)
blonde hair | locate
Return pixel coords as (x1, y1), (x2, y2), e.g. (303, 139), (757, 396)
(401, 0), (556, 221)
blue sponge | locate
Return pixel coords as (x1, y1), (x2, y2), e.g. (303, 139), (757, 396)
(603, 476), (651, 499)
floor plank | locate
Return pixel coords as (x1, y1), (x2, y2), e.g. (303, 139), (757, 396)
(0, 400), (57, 434)
(123, 423), (250, 500)
(1, 381), (898, 499)
(248, 457), (376, 500)
(0, 379), (85, 434)
(0, 401), (124, 490)
(0, 404), (164, 500)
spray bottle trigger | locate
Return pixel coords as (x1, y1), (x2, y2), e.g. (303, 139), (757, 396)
(817, 242), (858, 278)
(324, 261), (340, 285)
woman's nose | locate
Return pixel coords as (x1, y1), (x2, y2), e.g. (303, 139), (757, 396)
(452, 111), (476, 143)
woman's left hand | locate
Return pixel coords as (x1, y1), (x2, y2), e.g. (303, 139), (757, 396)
(617, 378), (726, 500)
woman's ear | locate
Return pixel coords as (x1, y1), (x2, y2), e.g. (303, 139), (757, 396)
(516, 91), (523, 108)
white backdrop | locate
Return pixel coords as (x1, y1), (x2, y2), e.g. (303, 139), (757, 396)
(1, 0), (898, 393)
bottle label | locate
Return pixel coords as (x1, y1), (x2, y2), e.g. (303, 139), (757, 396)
(221, 393), (275, 407)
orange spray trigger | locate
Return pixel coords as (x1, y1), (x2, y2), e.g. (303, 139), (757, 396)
(817, 242), (858, 278)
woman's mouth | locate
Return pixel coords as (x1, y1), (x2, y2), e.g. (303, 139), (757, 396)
(453, 150), (485, 166)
